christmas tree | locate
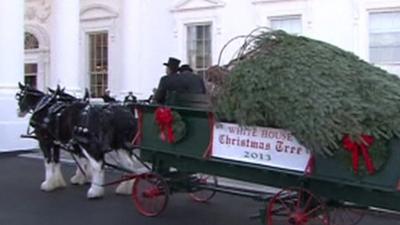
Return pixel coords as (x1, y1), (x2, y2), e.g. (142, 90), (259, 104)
(214, 30), (400, 159)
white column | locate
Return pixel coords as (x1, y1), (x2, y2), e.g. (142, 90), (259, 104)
(50, 0), (80, 92)
(0, 0), (24, 91)
(121, 0), (143, 95)
(0, 0), (36, 151)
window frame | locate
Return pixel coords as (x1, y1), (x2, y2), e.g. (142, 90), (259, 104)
(24, 63), (38, 89)
(368, 10), (400, 65)
(24, 32), (40, 50)
(24, 33), (40, 89)
(88, 31), (109, 98)
(268, 14), (303, 35)
(185, 22), (213, 77)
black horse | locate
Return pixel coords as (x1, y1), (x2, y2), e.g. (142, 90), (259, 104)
(17, 83), (142, 198)
(16, 83), (90, 191)
(73, 102), (141, 198)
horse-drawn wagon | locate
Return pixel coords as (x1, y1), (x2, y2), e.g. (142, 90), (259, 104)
(126, 30), (400, 225)
(15, 29), (400, 225)
(126, 97), (400, 225)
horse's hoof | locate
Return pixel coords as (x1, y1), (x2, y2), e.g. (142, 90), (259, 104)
(41, 178), (66, 191)
(40, 181), (52, 191)
(70, 174), (86, 185)
(87, 186), (104, 199)
(57, 177), (67, 187)
(115, 180), (134, 195)
(40, 180), (57, 191)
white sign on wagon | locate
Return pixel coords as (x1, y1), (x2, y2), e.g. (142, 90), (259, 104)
(212, 122), (311, 172)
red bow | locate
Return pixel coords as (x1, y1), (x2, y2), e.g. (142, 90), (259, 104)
(342, 134), (375, 175)
(155, 107), (175, 143)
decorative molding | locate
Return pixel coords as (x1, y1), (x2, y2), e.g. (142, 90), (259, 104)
(24, 23), (50, 49)
(25, 0), (51, 23)
(172, 0), (225, 12)
(366, 6), (400, 12)
(80, 4), (119, 21)
(252, 0), (303, 4)
(364, 0), (400, 10)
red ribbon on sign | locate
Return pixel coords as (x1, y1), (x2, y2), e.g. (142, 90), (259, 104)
(342, 134), (375, 175)
(155, 107), (175, 143)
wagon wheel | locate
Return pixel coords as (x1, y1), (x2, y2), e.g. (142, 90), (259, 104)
(132, 173), (169, 217)
(188, 174), (218, 203)
(267, 187), (330, 225)
(329, 207), (365, 225)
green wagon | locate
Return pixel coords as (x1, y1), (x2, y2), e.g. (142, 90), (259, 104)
(129, 100), (400, 225)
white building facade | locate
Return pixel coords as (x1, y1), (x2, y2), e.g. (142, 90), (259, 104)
(1, 0), (399, 151)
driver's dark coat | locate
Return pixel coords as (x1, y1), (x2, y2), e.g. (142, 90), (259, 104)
(154, 72), (206, 104)
(154, 73), (183, 104)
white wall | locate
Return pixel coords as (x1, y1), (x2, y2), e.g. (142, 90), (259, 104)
(118, 0), (175, 99)
(2, 0), (399, 152)
(209, 0), (258, 65)
(0, 0), (37, 152)
(0, 97), (37, 151)
(30, 0), (400, 97)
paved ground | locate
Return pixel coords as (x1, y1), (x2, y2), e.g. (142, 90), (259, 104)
(0, 152), (399, 225)
(0, 153), (261, 225)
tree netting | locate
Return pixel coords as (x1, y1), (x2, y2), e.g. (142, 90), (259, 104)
(213, 30), (400, 156)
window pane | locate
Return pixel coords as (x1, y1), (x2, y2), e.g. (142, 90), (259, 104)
(196, 26), (204, 40)
(24, 33), (39, 49)
(370, 46), (400, 63)
(24, 63), (37, 88)
(270, 16), (302, 35)
(370, 32), (400, 46)
(370, 11), (400, 32)
(89, 32), (108, 97)
(369, 11), (400, 63)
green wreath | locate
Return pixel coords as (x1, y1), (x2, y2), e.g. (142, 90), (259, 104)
(341, 138), (390, 176)
(171, 111), (187, 143)
(154, 107), (187, 144)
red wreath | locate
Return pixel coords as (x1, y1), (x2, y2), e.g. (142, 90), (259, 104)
(155, 107), (175, 143)
(342, 134), (375, 175)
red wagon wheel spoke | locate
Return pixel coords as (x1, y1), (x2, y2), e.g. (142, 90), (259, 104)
(330, 207), (365, 225)
(278, 197), (293, 213)
(271, 206), (292, 216)
(189, 174), (218, 203)
(267, 187), (329, 225)
(305, 205), (323, 217)
(297, 190), (303, 208)
(132, 173), (169, 217)
(303, 195), (314, 211)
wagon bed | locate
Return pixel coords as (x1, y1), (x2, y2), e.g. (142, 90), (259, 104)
(132, 101), (400, 224)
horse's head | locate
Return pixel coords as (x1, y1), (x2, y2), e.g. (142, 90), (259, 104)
(16, 82), (45, 117)
(48, 85), (77, 103)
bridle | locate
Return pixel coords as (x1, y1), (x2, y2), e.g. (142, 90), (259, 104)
(16, 88), (45, 114)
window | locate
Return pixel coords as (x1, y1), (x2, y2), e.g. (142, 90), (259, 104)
(24, 33), (39, 88)
(269, 15), (302, 35)
(187, 24), (212, 77)
(24, 63), (37, 88)
(24, 32), (39, 49)
(89, 32), (108, 98)
(369, 11), (400, 64)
